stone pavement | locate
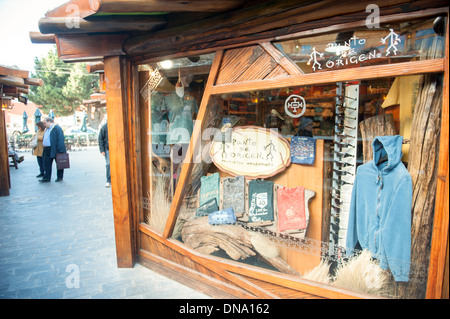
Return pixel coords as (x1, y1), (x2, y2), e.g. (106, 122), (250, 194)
(0, 147), (210, 299)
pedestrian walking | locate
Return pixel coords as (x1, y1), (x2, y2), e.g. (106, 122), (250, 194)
(40, 117), (67, 183)
(32, 121), (46, 177)
(98, 121), (111, 188)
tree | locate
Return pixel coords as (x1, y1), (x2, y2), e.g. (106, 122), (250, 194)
(29, 47), (98, 118)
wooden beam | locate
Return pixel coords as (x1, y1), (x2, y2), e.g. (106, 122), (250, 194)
(259, 42), (303, 75)
(104, 55), (135, 267)
(0, 65), (29, 78)
(138, 249), (243, 298)
(100, 0), (246, 13)
(0, 76), (29, 89)
(18, 87), (29, 95)
(159, 64), (212, 78)
(211, 58), (445, 95)
(90, 93), (106, 100)
(56, 33), (128, 61)
(44, 0), (246, 19)
(1, 86), (19, 95)
(24, 78), (44, 86)
(39, 16), (167, 34)
(86, 62), (104, 73)
(82, 99), (102, 104)
(46, 0), (246, 17)
(29, 31), (56, 44)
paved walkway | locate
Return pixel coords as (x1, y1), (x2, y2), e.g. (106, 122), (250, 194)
(0, 147), (210, 299)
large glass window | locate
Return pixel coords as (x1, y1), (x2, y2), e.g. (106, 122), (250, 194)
(275, 17), (445, 74)
(139, 53), (215, 234)
(168, 75), (443, 299)
(139, 15), (445, 299)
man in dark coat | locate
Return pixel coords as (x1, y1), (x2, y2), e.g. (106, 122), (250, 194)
(98, 121), (110, 187)
(40, 117), (67, 183)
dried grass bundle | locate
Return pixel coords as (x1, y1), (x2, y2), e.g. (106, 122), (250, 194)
(332, 250), (388, 295)
(302, 260), (332, 284)
(146, 176), (171, 233)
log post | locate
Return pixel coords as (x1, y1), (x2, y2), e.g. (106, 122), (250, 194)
(359, 114), (397, 163)
(104, 56), (135, 267)
(426, 17), (449, 299)
(393, 74), (443, 298)
(0, 107), (10, 196)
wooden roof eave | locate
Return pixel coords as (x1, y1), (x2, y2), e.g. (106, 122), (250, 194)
(29, 31), (56, 44)
(0, 76), (28, 89)
(32, 0), (449, 63)
(38, 15), (167, 35)
(1, 66), (43, 102)
(0, 65), (29, 78)
(44, 0), (248, 19)
(123, 0), (449, 59)
(53, 32), (129, 62)
(0, 77), (42, 91)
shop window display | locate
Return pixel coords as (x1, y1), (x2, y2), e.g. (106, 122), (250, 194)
(275, 17), (445, 74)
(164, 75), (442, 298)
(141, 53), (214, 233)
(140, 16), (445, 299)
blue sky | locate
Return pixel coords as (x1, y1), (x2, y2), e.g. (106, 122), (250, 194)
(0, 0), (68, 73)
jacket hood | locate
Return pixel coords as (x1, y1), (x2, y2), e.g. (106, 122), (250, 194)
(372, 135), (404, 171)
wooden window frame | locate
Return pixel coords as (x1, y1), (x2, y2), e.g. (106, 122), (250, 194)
(133, 9), (448, 298)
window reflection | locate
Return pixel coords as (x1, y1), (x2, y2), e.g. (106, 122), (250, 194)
(275, 17), (446, 74)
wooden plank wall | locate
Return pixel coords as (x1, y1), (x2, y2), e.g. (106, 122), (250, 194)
(269, 140), (324, 275)
(215, 43), (301, 85)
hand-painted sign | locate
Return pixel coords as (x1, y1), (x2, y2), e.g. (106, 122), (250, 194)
(210, 126), (291, 179)
(308, 30), (401, 71)
(140, 66), (163, 101)
(285, 94), (306, 118)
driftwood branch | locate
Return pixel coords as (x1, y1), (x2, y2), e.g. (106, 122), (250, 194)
(182, 216), (300, 276)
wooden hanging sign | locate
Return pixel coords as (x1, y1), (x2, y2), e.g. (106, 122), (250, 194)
(210, 126), (291, 179)
(139, 65), (163, 101)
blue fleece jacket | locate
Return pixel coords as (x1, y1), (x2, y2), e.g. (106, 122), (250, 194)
(346, 135), (412, 282)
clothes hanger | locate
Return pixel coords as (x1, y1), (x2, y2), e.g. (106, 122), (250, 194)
(175, 69), (185, 98)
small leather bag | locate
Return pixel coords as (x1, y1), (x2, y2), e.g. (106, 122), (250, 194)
(56, 153), (70, 169)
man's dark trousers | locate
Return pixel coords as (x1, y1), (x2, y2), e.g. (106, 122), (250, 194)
(42, 147), (64, 181)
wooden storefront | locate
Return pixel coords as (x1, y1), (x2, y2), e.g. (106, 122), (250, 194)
(32, 0), (448, 299)
(1, 66), (43, 196)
